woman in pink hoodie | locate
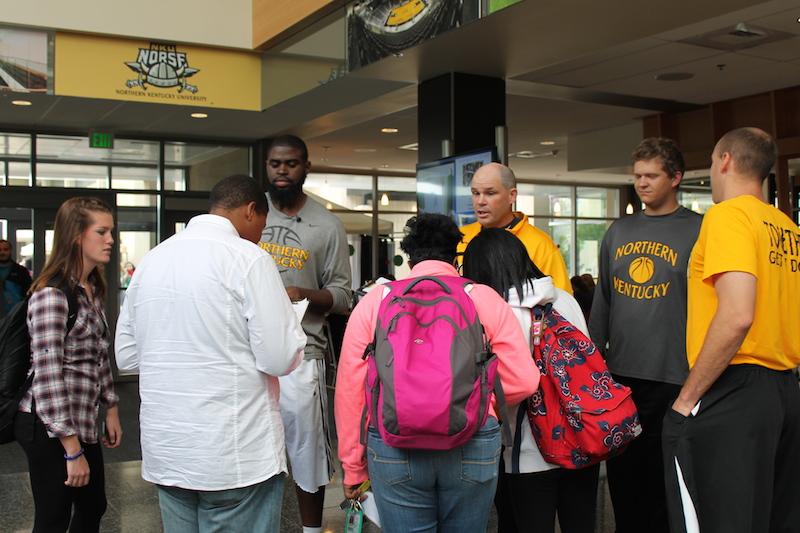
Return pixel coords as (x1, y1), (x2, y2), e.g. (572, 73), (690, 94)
(334, 214), (539, 532)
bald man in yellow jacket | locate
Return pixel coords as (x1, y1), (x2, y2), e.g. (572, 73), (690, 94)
(457, 163), (571, 293)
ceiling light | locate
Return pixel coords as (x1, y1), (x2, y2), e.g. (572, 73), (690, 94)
(381, 193), (389, 206)
(381, 128), (399, 134)
(540, 140), (556, 146)
(11, 100), (32, 106)
(380, 164), (389, 168)
(190, 112), (208, 119)
(513, 149), (559, 159)
(398, 143), (418, 151)
(325, 202), (333, 209)
(655, 72), (694, 81)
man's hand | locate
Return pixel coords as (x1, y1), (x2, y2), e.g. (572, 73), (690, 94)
(671, 398), (695, 417)
(286, 286), (304, 302)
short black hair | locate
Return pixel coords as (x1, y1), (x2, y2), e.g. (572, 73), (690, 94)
(268, 135), (308, 161)
(462, 228), (545, 301)
(400, 214), (463, 266)
(716, 127), (777, 180)
(209, 174), (268, 215)
(632, 137), (685, 178)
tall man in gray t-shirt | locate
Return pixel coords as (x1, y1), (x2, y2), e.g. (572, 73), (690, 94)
(259, 135), (352, 533)
(589, 138), (701, 533)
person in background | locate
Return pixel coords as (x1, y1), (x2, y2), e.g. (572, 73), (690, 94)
(464, 228), (599, 533)
(664, 128), (800, 532)
(570, 275), (593, 321)
(15, 197), (122, 533)
(335, 214), (539, 533)
(457, 163), (572, 293)
(259, 135), (352, 533)
(0, 238), (32, 318)
(116, 175), (306, 533)
(589, 138), (702, 533)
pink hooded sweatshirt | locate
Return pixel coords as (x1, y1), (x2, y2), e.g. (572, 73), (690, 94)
(334, 260), (541, 485)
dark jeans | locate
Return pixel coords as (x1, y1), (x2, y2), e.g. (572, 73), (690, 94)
(498, 464), (600, 533)
(606, 375), (680, 533)
(14, 411), (107, 533)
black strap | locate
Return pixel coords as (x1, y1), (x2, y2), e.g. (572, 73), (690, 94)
(493, 372), (513, 447)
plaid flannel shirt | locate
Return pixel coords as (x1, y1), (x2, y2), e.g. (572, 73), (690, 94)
(19, 285), (118, 443)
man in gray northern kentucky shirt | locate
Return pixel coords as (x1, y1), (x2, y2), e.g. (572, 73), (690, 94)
(589, 138), (701, 533)
(259, 135), (352, 533)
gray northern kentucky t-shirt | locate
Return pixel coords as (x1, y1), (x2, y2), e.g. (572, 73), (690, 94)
(589, 207), (702, 385)
(260, 195), (352, 359)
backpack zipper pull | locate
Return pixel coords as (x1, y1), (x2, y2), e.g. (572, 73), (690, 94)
(532, 319), (543, 346)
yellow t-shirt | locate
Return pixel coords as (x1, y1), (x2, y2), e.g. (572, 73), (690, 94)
(686, 195), (800, 370)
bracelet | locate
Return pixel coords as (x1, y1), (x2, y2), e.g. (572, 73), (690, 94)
(64, 448), (85, 461)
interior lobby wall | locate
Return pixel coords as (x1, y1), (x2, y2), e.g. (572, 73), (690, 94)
(0, 0), (253, 49)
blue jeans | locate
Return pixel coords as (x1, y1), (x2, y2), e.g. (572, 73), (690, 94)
(367, 417), (501, 533)
(157, 473), (285, 533)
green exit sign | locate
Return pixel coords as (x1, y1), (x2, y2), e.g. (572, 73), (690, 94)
(89, 131), (114, 149)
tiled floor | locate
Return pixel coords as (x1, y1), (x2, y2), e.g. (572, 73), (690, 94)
(0, 382), (616, 532)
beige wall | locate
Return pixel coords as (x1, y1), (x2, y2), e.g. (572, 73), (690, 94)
(253, 0), (344, 49)
(0, 0), (252, 49)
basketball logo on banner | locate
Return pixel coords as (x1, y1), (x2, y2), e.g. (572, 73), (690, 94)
(124, 43), (200, 94)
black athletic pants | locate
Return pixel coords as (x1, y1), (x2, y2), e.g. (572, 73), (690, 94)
(663, 364), (800, 533)
(14, 412), (107, 533)
(606, 375), (680, 533)
(495, 458), (600, 533)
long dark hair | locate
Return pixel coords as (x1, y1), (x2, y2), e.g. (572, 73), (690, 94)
(30, 197), (112, 299)
(462, 228), (545, 300)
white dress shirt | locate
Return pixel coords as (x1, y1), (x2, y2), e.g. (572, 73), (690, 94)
(116, 214), (306, 490)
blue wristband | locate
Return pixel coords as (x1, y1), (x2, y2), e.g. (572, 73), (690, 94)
(64, 448), (85, 461)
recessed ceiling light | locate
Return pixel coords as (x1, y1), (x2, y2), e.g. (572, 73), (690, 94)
(540, 140), (556, 146)
(516, 150), (535, 158)
(354, 148), (377, 153)
(11, 100), (32, 106)
(381, 128), (399, 133)
(190, 112), (208, 119)
(654, 72), (694, 81)
(380, 164), (389, 168)
(398, 143), (418, 151)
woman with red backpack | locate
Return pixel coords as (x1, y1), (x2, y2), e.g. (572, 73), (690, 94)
(463, 228), (600, 533)
(334, 214), (539, 532)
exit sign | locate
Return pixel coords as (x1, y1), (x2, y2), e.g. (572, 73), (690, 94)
(89, 131), (114, 149)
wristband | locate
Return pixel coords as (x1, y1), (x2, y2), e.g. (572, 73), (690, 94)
(64, 448), (85, 461)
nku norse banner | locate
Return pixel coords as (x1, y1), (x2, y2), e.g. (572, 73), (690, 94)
(55, 33), (261, 111)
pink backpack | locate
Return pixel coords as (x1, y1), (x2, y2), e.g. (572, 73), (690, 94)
(362, 276), (507, 450)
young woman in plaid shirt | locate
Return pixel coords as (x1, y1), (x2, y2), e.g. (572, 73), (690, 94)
(15, 197), (123, 533)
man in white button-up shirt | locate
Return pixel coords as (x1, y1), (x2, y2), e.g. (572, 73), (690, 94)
(116, 175), (306, 533)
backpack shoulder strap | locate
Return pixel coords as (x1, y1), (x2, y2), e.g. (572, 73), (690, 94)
(45, 278), (80, 335)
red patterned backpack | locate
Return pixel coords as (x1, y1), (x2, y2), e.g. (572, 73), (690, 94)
(526, 304), (641, 469)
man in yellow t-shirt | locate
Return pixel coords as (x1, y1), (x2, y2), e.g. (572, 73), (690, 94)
(457, 163), (572, 293)
(663, 127), (800, 533)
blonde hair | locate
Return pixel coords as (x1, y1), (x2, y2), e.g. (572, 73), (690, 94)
(30, 197), (112, 300)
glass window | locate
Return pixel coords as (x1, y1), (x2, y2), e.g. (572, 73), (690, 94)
(8, 161), (31, 186)
(1, 133), (32, 186)
(117, 194), (157, 298)
(378, 176), (417, 213)
(678, 191), (713, 214)
(577, 219), (612, 277)
(165, 143), (249, 192)
(532, 217), (574, 276)
(305, 173), (374, 210)
(36, 163), (108, 188)
(165, 168), (187, 191)
(577, 187), (619, 218)
(112, 166), (158, 190)
(517, 183), (572, 217)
